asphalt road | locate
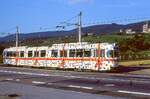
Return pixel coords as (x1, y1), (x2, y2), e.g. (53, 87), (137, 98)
(0, 65), (150, 99)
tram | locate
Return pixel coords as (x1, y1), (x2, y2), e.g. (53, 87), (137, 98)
(3, 42), (119, 71)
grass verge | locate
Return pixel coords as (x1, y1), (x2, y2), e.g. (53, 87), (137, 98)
(119, 60), (150, 66)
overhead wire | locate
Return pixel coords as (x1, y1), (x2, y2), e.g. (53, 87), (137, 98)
(83, 17), (150, 26)
(0, 27), (16, 36)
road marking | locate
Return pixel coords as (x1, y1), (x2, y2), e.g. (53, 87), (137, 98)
(81, 86), (93, 90)
(68, 85), (81, 88)
(32, 81), (46, 84)
(5, 78), (13, 81)
(15, 79), (20, 82)
(104, 84), (115, 87)
(71, 91), (82, 94)
(0, 70), (52, 77)
(68, 85), (93, 89)
(0, 70), (150, 84)
(118, 90), (150, 96)
(47, 83), (53, 85)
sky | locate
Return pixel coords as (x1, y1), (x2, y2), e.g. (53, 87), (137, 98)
(0, 0), (150, 36)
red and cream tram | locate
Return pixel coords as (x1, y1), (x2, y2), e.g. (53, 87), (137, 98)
(3, 42), (118, 71)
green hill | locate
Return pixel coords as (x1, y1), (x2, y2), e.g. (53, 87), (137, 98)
(19, 33), (150, 53)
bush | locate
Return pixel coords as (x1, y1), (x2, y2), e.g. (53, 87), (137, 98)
(119, 34), (150, 53)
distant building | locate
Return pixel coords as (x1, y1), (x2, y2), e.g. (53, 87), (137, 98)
(119, 29), (123, 33)
(143, 22), (150, 33)
(87, 33), (94, 36)
(125, 29), (136, 34)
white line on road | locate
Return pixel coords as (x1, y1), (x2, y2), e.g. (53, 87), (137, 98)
(104, 84), (115, 87)
(68, 85), (93, 90)
(32, 81), (46, 84)
(47, 83), (53, 85)
(0, 70), (52, 77)
(118, 90), (150, 96)
(68, 85), (81, 88)
(81, 86), (93, 90)
(15, 79), (20, 82)
(5, 78), (13, 81)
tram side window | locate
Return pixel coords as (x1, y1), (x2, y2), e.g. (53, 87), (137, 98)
(12, 51), (17, 57)
(76, 49), (83, 57)
(51, 50), (58, 57)
(28, 51), (33, 57)
(34, 51), (39, 57)
(10, 52), (12, 57)
(20, 51), (24, 57)
(40, 50), (46, 57)
(94, 49), (105, 57)
(60, 50), (67, 57)
(94, 50), (98, 57)
(69, 49), (76, 57)
(100, 49), (105, 57)
(84, 49), (91, 57)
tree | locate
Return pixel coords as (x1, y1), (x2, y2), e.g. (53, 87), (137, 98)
(118, 34), (150, 54)
(0, 45), (5, 55)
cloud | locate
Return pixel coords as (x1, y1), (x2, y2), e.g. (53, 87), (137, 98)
(99, 0), (138, 8)
(68, 0), (93, 4)
(56, 0), (93, 5)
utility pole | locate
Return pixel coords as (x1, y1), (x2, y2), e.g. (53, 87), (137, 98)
(56, 12), (82, 43)
(78, 12), (82, 43)
(16, 26), (19, 47)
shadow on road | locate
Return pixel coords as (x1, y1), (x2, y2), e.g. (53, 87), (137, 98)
(110, 65), (150, 73)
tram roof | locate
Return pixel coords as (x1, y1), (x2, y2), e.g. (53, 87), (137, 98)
(4, 42), (117, 51)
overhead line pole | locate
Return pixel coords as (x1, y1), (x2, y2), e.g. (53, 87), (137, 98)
(16, 26), (19, 47)
(78, 12), (82, 43)
(56, 12), (82, 43)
